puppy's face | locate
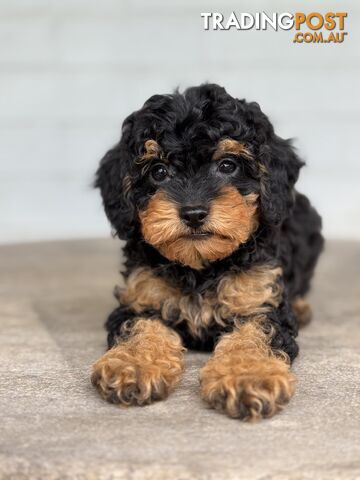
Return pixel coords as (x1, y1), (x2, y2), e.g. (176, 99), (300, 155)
(138, 138), (259, 269)
(96, 84), (302, 269)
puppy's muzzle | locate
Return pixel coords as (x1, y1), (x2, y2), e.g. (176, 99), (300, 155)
(180, 205), (209, 229)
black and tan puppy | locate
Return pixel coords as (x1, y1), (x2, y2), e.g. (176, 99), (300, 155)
(92, 84), (324, 421)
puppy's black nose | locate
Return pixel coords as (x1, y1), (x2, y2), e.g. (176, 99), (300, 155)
(180, 206), (208, 229)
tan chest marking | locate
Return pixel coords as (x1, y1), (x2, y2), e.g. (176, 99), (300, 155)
(217, 265), (283, 317)
(118, 265), (283, 337)
(119, 268), (180, 312)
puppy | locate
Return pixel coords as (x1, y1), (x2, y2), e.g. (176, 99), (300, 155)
(91, 84), (324, 421)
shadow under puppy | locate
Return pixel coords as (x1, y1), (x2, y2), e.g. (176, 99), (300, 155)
(92, 84), (324, 421)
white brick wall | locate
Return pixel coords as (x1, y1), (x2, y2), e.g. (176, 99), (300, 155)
(0, 0), (359, 242)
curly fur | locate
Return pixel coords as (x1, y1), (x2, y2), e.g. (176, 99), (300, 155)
(200, 319), (296, 420)
(139, 186), (258, 269)
(93, 83), (324, 419)
(92, 319), (185, 405)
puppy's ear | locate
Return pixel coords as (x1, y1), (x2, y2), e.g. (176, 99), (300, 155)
(259, 136), (304, 227)
(244, 101), (303, 227)
(95, 118), (136, 240)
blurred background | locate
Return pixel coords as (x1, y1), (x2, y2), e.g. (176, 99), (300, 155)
(0, 0), (358, 243)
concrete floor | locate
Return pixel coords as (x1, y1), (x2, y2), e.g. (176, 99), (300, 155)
(0, 239), (359, 480)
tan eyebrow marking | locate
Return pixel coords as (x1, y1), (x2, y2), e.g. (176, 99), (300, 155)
(137, 139), (163, 164)
(212, 139), (253, 161)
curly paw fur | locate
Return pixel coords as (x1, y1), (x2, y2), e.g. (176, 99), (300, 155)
(200, 321), (296, 420)
(91, 319), (185, 405)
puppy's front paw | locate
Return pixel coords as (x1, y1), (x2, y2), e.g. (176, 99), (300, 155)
(200, 355), (295, 421)
(91, 347), (173, 405)
(91, 319), (185, 406)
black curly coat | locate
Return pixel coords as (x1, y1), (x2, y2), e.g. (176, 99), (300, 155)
(95, 84), (324, 362)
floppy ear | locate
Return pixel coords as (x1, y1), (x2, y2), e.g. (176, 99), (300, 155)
(243, 101), (304, 227)
(259, 135), (304, 227)
(95, 119), (137, 240)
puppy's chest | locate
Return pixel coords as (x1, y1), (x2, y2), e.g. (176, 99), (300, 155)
(118, 266), (283, 338)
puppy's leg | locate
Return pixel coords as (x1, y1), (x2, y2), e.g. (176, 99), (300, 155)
(292, 296), (312, 327)
(200, 318), (296, 421)
(92, 318), (185, 405)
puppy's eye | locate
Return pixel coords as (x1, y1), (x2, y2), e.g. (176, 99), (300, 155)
(150, 163), (169, 182)
(218, 159), (237, 174)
